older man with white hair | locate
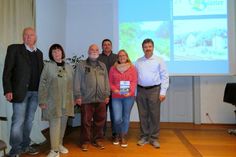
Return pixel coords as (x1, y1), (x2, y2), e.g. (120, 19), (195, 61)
(74, 44), (110, 152)
(2, 27), (43, 157)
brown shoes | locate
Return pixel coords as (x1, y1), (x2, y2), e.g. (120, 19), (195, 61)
(120, 137), (128, 148)
(92, 140), (105, 150)
(81, 140), (105, 151)
(113, 136), (120, 145)
(81, 144), (89, 151)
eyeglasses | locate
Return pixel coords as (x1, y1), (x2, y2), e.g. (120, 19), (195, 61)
(118, 55), (127, 57)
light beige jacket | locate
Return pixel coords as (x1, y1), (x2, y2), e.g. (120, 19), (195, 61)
(38, 61), (74, 120)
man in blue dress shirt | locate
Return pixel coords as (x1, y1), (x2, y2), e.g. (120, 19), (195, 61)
(135, 38), (169, 148)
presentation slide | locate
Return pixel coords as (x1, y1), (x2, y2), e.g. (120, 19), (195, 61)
(119, 0), (228, 75)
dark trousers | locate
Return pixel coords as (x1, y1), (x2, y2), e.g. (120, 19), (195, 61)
(103, 95), (116, 136)
(136, 86), (161, 141)
(80, 102), (106, 144)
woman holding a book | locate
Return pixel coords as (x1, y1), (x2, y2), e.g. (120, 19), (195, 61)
(109, 49), (137, 148)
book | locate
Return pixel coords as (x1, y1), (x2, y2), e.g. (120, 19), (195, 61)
(120, 81), (130, 95)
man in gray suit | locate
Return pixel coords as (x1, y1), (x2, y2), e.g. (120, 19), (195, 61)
(2, 27), (43, 157)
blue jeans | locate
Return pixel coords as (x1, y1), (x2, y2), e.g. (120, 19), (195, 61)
(112, 97), (134, 134)
(9, 91), (38, 155)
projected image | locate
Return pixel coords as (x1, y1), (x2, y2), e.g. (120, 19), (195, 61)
(173, 0), (227, 16)
(174, 19), (227, 61)
(119, 21), (170, 62)
(118, 0), (229, 74)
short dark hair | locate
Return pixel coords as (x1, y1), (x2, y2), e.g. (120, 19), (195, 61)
(102, 39), (112, 46)
(49, 44), (65, 61)
(142, 38), (154, 48)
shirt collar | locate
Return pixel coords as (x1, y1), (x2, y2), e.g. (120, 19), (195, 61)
(24, 44), (37, 52)
(141, 54), (155, 61)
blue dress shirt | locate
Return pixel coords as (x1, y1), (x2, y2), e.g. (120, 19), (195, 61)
(135, 54), (169, 95)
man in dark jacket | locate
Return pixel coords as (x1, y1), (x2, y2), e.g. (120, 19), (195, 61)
(98, 39), (117, 138)
(2, 27), (43, 157)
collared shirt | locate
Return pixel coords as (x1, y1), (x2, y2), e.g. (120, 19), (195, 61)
(24, 43), (37, 52)
(135, 54), (169, 95)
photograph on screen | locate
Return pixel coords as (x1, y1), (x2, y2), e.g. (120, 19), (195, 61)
(173, 19), (227, 61)
(119, 21), (170, 62)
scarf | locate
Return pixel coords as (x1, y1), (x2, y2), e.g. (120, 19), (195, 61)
(115, 63), (131, 73)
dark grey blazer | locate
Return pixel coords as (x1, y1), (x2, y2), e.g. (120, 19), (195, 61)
(2, 44), (43, 103)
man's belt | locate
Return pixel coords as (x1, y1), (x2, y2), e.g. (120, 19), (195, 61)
(137, 84), (160, 90)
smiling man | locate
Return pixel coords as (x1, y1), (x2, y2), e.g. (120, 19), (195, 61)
(135, 38), (169, 149)
(98, 39), (118, 139)
(74, 44), (110, 151)
(2, 27), (44, 157)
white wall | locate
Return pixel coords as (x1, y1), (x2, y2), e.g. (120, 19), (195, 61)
(65, 0), (115, 58)
(36, 0), (67, 59)
(200, 76), (236, 123)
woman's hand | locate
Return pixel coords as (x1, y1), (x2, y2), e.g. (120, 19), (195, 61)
(113, 89), (120, 94)
(123, 93), (130, 97)
(39, 104), (48, 109)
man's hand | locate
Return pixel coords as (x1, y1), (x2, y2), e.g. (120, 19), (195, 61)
(5, 92), (13, 102)
(75, 98), (82, 106)
(159, 95), (166, 102)
(104, 97), (110, 104)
